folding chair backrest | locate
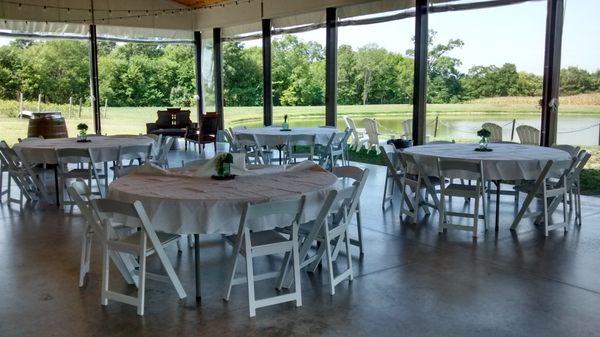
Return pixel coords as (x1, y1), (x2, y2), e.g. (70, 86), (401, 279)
(118, 144), (152, 162)
(379, 146), (400, 175)
(156, 137), (174, 163)
(335, 128), (352, 150)
(56, 148), (93, 165)
(516, 125), (540, 145)
(332, 165), (368, 218)
(552, 144), (580, 158)
(332, 165), (367, 182)
(437, 158), (484, 181)
(236, 133), (260, 147)
(288, 134), (316, 146)
(67, 180), (102, 233)
(241, 196), (306, 233)
(574, 150), (591, 175)
(224, 129), (239, 152)
(482, 122), (503, 142)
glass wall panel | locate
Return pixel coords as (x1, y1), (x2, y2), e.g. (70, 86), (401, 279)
(427, 1), (545, 143)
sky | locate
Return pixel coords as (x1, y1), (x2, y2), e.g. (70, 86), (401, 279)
(267, 0), (600, 75)
(0, 0), (597, 75)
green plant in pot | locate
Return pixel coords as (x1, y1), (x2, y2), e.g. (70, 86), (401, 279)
(215, 153), (234, 177)
(77, 123), (89, 142)
(477, 128), (491, 150)
(282, 114), (289, 130)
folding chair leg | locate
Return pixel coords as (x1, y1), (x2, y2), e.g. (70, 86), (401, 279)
(345, 229), (354, 282)
(356, 208), (364, 256)
(292, 229), (302, 307)
(100, 229), (110, 306)
(79, 230), (91, 287)
(244, 230), (257, 317)
(472, 196), (480, 238)
(137, 242), (147, 316)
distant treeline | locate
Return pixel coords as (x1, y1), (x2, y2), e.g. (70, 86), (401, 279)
(0, 31), (598, 108)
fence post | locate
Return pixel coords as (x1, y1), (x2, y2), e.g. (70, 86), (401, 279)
(434, 115), (439, 138)
(18, 92), (23, 118)
(104, 99), (108, 118)
(78, 98), (82, 118)
(37, 93), (42, 112)
(68, 97), (73, 117)
(510, 119), (516, 141)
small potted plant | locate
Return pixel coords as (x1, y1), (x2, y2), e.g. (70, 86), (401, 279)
(476, 128), (491, 151)
(282, 114), (290, 130)
(77, 123), (89, 142)
(214, 153), (234, 178)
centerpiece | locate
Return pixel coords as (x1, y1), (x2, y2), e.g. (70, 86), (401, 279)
(212, 153), (235, 180)
(281, 114), (291, 131)
(76, 123), (90, 143)
(475, 128), (492, 152)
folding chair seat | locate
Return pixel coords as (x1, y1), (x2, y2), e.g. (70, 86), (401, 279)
(222, 196), (305, 317)
(437, 158), (487, 237)
(92, 198), (186, 316)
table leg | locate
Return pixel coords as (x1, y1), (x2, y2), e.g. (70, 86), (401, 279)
(194, 234), (201, 303)
(495, 180), (500, 232)
(54, 166), (60, 206)
(103, 162), (109, 194)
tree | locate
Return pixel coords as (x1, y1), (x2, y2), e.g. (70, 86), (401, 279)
(560, 66), (594, 95)
(223, 42), (262, 106)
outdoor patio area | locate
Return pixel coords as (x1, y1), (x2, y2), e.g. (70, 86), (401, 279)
(1, 148), (599, 337)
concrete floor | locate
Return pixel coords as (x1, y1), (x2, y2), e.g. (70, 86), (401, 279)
(1, 146), (600, 337)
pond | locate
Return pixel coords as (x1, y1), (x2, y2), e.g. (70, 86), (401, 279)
(236, 114), (600, 146)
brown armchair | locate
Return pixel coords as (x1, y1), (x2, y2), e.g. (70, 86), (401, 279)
(184, 113), (220, 153)
(146, 108), (193, 138)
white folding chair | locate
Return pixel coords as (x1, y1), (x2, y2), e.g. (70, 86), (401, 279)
(316, 129), (351, 170)
(92, 198), (186, 316)
(381, 147), (403, 209)
(236, 133), (269, 165)
(510, 159), (574, 236)
(437, 158), (487, 238)
(551, 144), (580, 158)
(397, 151), (441, 224)
(284, 134), (315, 164)
(278, 166), (367, 295)
(114, 144), (153, 178)
(222, 196), (305, 317)
(333, 166), (368, 256)
(224, 128), (241, 153)
(56, 148), (103, 205)
(150, 137), (174, 168)
(67, 179), (138, 287)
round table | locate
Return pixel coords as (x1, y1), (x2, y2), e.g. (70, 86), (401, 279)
(232, 127), (338, 147)
(108, 164), (338, 301)
(13, 135), (154, 164)
(402, 143), (572, 231)
(403, 143), (571, 181)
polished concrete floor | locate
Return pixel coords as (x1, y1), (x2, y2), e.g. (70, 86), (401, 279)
(1, 147), (600, 337)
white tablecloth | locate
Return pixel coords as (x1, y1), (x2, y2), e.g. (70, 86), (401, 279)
(107, 164), (338, 235)
(403, 143), (571, 180)
(232, 127), (337, 146)
(13, 135), (154, 164)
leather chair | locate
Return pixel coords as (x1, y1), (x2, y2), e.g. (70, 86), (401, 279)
(146, 108), (193, 138)
(184, 113), (219, 153)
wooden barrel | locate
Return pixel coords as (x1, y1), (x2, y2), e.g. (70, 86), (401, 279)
(27, 112), (68, 139)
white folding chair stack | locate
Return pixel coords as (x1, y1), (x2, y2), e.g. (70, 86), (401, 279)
(284, 134), (315, 164)
(67, 179), (138, 288)
(92, 198), (186, 316)
(56, 148), (103, 205)
(316, 129), (351, 170)
(396, 151), (441, 224)
(510, 159), (575, 236)
(0, 141), (49, 206)
(437, 158), (488, 238)
(114, 144), (153, 178)
(222, 196), (306, 317)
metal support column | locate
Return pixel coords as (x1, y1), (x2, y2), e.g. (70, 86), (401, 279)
(193, 31), (205, 123)
(89, 24), (101, 134)
(325, 7), (338, 127)
(262, 19), (273, 126)
(540, 0), (564, 146)
(213, 28), (224, 130)
(412, 0), (428, 146)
